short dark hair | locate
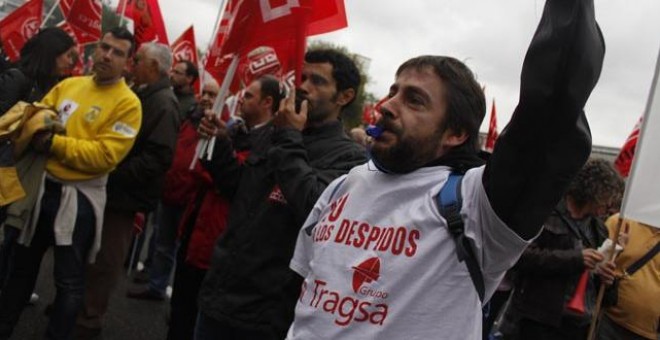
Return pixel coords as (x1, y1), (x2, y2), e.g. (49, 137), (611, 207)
(566, 158), (624, 210)
(178, 60), (199, 82)
(106, 26), (135, 57)
(257, 75), (284, 114)
(305, 49), (361, 107)
(19, 27), (75, 88)
(396, 56), (486, 153)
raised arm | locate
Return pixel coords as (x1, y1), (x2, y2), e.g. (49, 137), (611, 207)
(483, 0), (605, 239)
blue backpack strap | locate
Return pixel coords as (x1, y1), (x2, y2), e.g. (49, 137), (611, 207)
(437, 171), (486, 302)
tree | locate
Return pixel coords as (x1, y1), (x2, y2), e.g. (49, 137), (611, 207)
(307, 40), (375, 129)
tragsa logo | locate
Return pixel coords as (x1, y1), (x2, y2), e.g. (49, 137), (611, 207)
(351, 257), (388, 299)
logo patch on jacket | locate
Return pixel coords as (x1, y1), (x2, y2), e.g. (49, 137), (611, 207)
(58, 100), (79, 126)
(268, 185), (288, 205)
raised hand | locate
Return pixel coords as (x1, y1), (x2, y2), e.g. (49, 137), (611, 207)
(273, 89), (308, 131)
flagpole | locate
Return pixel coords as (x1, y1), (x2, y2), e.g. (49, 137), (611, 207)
(42, 0), (63, 28)
(189, 54), (239, 169)
(199, 0), (226, 95)
(208, 0), (226, 50)
(586, 217), (624, 340)
(206, 54), (239, 160)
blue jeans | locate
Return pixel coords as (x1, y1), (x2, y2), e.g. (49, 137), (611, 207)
(147, 202), (183, 295)
(0, 179), (95, 340)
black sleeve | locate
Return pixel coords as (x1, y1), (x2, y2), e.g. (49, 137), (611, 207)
(201, 135), (243, 199)
(267, 128), (366, 226)
(483, 0), (604, 239)
(109, 97), (180, 189)
(515, 243), (584, 276)
(0, 69), (32, 115)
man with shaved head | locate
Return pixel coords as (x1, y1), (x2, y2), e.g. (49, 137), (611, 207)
(76, 42), (180, 338)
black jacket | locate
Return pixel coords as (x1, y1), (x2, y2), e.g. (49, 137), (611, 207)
(106, 77), (180, 213)
(511, 200), (608, 327)
(0, 69), (50, 115)
(198, 121), (366, 338)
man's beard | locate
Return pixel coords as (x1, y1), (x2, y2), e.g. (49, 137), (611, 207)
(370, 118), (445, 174)
(297, 91), (334, 124)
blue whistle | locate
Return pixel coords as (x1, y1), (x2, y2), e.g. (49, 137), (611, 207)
(365, 125), (383, 138)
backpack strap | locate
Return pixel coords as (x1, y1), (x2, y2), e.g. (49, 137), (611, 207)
(437, 171), (486, 302)
(624, 240), (660, 277)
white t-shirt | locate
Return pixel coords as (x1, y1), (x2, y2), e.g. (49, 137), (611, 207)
(287, 161), (532, 340)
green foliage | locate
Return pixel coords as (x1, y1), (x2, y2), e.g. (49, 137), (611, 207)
(307, 40), (375, 129)
(102, 3), (122, 33)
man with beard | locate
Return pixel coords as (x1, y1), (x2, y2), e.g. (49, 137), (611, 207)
(285, 0), (606, 339)
(170, 60), (198, 120)
(0, 27), (141, 340)
(194, 50), (367, 339)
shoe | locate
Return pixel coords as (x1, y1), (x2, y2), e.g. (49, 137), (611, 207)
(74, 325), (101, 340)
(132, 270), (149, 284)
(126, 286), (165, 301)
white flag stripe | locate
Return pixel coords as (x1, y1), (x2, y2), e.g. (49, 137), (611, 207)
(620, 45), (660, 229)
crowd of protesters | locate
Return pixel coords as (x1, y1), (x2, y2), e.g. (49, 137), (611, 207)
(0, 0), (659, 339)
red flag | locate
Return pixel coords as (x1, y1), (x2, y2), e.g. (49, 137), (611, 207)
(204, 0), (238, 87)
(614, 117), (642, 178)
(65, 0), (102, 44)
(0, 0), (43, 61)
(121, 0), (169, 47)
(307, 0), (348, 36)
(172, 25), (199, 92)
(59, 0), (74, 17)
(115, 0), (134, 17)
(206, 0), (317, 91)
(172, 26), (198, 64)
(484, 100), (498, 152)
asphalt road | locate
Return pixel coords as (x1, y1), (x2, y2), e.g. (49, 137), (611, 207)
(11, 248), (170, 340)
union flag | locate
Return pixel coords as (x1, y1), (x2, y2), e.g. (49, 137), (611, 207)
(0, 0), (44, 61)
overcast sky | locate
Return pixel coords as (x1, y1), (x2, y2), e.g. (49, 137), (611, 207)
(149, 0), (660, 148)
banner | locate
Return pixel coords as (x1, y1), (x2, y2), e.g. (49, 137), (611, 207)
(0, 0), (43, 61)
(621, 48), (660, 229)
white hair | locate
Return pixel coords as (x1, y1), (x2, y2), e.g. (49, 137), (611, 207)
(141, 42), (172, 75)
(204, 77), (219, 88)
